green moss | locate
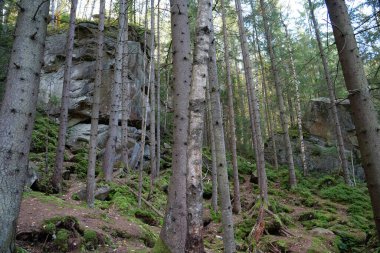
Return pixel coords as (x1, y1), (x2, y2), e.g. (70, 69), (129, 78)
(152, 238), (171, 253)
(55, 229), (69, 252)
(299, 210), (337, 230)
(235, 218), (254, 240)
(210, 210), (221, 223)
(83, 229), (98, 250)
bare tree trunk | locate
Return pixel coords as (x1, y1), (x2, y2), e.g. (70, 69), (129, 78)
(0, 1), (49, 251)
(325, 0), (380, 238)
(108, 0), (113, 25)
(249, 0), (278, 171)
(259, 0), (296, 188)
(234, 60), (248, 153)
(52, 0), (78, 192)
(87, 0), (105, 208)
(235, 0), (268, 201)
(160, 0), (191, 249)
(138, 0), (150, 208)
(51, 0), (55, 27)
(207, 80), (218, 213)
(90, 0), (96, 20)
(121, 2), (130, 170)
(208, 17), (236, 253)
(149, 0), (157, 190)
(102, 0), (127, 181)
(308, 0), (351, 185)
(185, 0), (212, 249)
(282, 20), (308, 176)
(156, 0), (161, 177)
(221, 0), (240, 215)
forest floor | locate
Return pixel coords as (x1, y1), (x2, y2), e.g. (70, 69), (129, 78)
(15, 163), (380, 252)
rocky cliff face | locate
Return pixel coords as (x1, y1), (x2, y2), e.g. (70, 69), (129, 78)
(38, 22), (152, 168)
(265, 98), (364, 180)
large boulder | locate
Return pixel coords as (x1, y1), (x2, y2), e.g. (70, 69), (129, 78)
(38, 22), (150, 126)
(303, 97), (357, 148)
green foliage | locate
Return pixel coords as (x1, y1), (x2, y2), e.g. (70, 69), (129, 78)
(237, 155), (256, 175)
(210, 210), (221, 223)
(15, 247), (29, 253)
(235, 217), (254, 241)
(71, 148), (91, 179)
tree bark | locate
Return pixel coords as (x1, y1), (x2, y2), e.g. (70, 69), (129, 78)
(102, 0), (127, 181)
(185, 0), (211, 250)
(156, 0), (161, 177)
(259, 0), (297, 188)
(308, 0), (351, 185)
(121, 2), (129, 171)
(208, 17), (236, 253)
(160, 0), (192, 249)
(52, 0), (78, 192)
(235, 0), (268, 201)
(207, 80), (218, 213)
(149, 0), (157, 188)
(325, 0), (380, 238)
(0, 1), (49, 251)
(87, 0), (105, 208)
(282, 20), (308, 176)
(221, 0), (241, 215)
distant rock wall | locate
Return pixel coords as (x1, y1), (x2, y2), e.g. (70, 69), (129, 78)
(265, 97), (364, 180)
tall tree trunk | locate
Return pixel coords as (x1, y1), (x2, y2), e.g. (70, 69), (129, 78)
(185, 0), (211, 249)
(308, 0), (351, 185)
(149, 0), (157, 188)
(160, 0), (192, 249)
(108, 0), (113, 25)
(0, 1), (49, 251)
(87, 0), (106, 208)
(102, 0), (127, 181)
(282, 20), (308, 176)
(52, 0), (78, 192)
(156, 0), (161, 177)
(234, 60), (248, 153)
(249, 0), (278, 170)
(325, 0), (380, 238)
(208, 16), (236, 253)
(138, 0), (150, 208)
(221, 0), (241, 214)
(259, 0), (297, 188)
(90, 0), (96, 20)
(235, 0), (268, 201)
(121, 1), (130, 170)
(207, 80), (218, 213)
(51, 0), (55, 27)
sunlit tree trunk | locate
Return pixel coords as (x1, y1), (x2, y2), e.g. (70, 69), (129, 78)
(87, 0), (105, 208)
(102, 0), (127, 181)
(185, 0), (211, 249)
(325, 0), (380, 238)
(52, 0), (78, 192)
(160, 0), (192, 249)
(0, 1), (49, 251)
(259, 0), (296, 188)
(208, 15), (236, 253)
(308, 0), (351, 185)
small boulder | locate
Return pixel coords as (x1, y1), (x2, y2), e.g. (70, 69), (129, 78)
(76, 186), (111, 201)
(311, 227), (335, 236)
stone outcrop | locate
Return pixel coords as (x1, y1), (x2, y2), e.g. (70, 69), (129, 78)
(38, 22), (151, 126)
(265, 97), (364, 180)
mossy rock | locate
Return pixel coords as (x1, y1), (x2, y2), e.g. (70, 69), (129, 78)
(83, 229), (98, 250)
(55, 229), (70, 252)
(134, 209), (159, 226)
(43, 216), (82, 234)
